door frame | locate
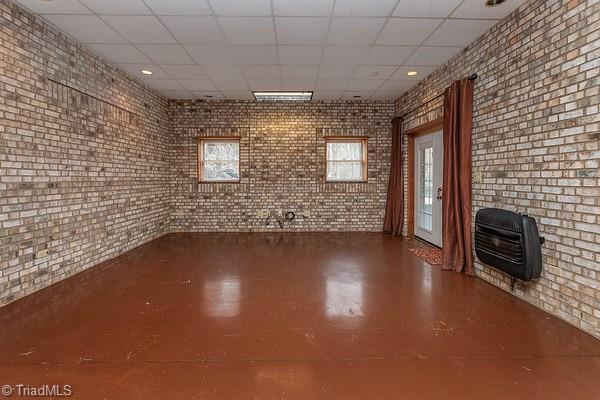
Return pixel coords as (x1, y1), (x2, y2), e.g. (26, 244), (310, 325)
(406, 117), (443, 239)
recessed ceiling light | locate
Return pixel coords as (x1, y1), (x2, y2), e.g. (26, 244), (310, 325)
(406, 71), (418, 76)
(253, 91), (312, 101)
(140, 69), (153, 75)
(485, 0), (506, 6)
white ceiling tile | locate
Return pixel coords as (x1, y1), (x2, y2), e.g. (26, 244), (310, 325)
(118, 63), (170, 79)
(364, 46), (416, 65)
(312, 91), (343, 100)
(103, 16), (176, 44)
(43, 15), (126, 44)
(322, 46), (369, 65)
(328, 18), (386, 45)
(273, 0), (334, 16)
(370, 91), (404, 100)
(278, 46), (323, 65)
(404, 46), (463, 65)
(334, 0), (398, 16)
(159, 90), (195, 99)
(177, 80), (218, 91)
(222, 91), (255, 100)
(88, 44), (150, 63)
(347, 79), (385, 91)
(141, 79), (186, 90)
(185, 45), (235, 64)
(389, 66), (437, 80)
(424, 19), (496, 46)
(282, 80), (315, 90)
(275, 17), (329, 45)
(202, 65), (245, 80)
(318, 65), (356, 79)
(352, 66), (396, 80)
(281, 65), (319, 79)
(451, 0), (527, 19)
(160, 17), (225, 44)
(160, 64), (208, 79)
(341, 91), (374, 100)
(377, 18), (442, 45)
(137, 45), (194, 64)
(210, 0), (272, 16)
(145, 0), (212, 16)
(378, 80), (414, 91)
(241, 65), (281, 80)
(213, 80), (250, 91)
(80, 0), (151, 15)
(12, 0), (91, 14)
(315, 80), (350, 91)
(219, 17), (276, 44)
(191, 91), (225, 99)
(393, 0), (462, 18)
(247, 80), (283, 90)
(233, 46), (279, 65)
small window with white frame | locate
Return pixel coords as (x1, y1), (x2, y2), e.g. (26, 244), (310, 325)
(325, 137), (368, 182)
(198, 137), (240, 182)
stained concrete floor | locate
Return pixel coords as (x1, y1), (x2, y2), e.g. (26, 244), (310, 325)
(1, 233), (599, 399)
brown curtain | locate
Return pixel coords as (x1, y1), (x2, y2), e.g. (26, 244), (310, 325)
(442, 79), (474, 275)
(383, 117), (404, 235)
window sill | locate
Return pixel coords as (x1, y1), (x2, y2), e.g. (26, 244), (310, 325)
(199, 180), (241, 184)
(325, 180), (368, 183)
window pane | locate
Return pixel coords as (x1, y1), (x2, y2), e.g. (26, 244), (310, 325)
(327, 161), (363, 181)
(327, 142), (362, 161)
(201, 140), (240, 182)
(204, 142), (239, 161)
(203, 161), (239, 181)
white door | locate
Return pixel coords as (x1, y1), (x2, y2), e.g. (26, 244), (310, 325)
(414, 131), (443, 247)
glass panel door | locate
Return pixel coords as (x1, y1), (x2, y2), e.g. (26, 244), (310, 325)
(414, 131), (443, 247)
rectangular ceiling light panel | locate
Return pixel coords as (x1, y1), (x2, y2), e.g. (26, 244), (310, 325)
(253, 91), (313, 101)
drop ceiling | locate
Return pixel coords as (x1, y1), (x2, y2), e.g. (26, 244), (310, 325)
(14, 0), (527, 100)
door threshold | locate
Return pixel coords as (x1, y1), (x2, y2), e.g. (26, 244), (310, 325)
(413, 235), (442, 250)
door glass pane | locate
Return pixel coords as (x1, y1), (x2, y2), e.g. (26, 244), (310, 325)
(419, 146), (433, 231)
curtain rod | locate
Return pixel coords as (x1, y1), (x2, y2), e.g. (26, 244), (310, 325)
(394, 74), (478, 120)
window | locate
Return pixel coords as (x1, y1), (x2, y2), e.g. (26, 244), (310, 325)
(198, 137), (240, 182)
(325, 138), (367, 182)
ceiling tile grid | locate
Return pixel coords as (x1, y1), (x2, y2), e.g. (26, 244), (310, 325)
(14, 0), (528, 100)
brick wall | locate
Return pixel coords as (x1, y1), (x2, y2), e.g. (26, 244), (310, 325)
(396, 0), (599, 337)
(0, 0), (171, 306)
(169, 100), (395, 231)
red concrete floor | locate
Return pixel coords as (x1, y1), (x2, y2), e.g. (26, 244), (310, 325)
(1, 233), (599, 399)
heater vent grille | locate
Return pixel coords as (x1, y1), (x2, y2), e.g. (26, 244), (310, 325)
(474, 208), (543, 281)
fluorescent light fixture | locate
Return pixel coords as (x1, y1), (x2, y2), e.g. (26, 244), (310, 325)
(253, 91), (313, 101)
(140, 69), (153, 75)
(406, 71), (418, 76)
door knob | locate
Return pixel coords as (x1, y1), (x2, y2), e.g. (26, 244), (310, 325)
(437, 187), (443, 200)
